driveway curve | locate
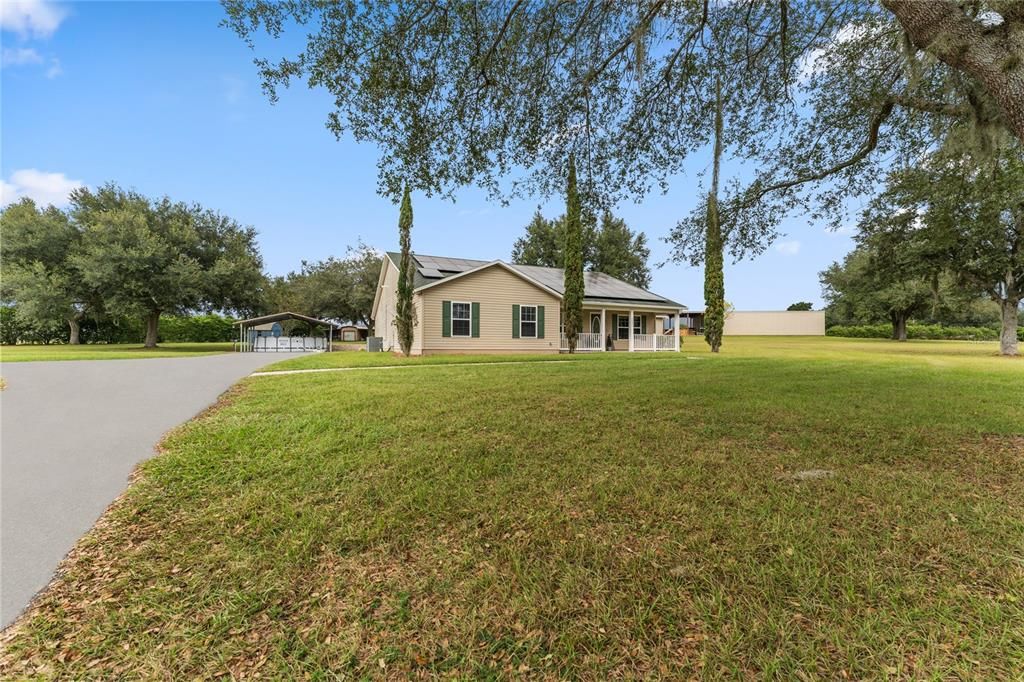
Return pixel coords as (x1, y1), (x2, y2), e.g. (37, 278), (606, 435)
(0, 352), (278, 628)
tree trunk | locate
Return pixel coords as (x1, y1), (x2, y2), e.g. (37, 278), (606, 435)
(1000, 298), (1020, 356)
(144, 312), (160, 348)
(882, 0), (1024, 144)
(890, 313), (908, 341)
(67, 317), (81, 345)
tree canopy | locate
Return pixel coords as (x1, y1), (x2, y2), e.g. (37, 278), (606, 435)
(1, 198), (95, 344)
(70, 184), (265, 347)
(820, 246), (936, 341)
(511, 211), (651, 288)
(264, 243), (380, 325)
(224, 0), (1023, 262)
(856, 145), (1023, 354)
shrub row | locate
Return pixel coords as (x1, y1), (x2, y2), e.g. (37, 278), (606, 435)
(1, 308), (238, 345)
(157, 315), (237, 343)
(827, 323), (1023, 341)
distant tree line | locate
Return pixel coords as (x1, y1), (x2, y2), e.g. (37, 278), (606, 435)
(262, 242), (381, 329)
(1, 184), (385, 347)
(1, 184), (265, 347)
(820, 146), (1023, 354)
(0, 309), (240, 346)
(511, 210), (652, 289)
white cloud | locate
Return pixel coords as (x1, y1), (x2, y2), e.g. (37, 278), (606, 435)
(0, 169), (84, 208)
(2, 48), (61, 78)
(775, 239), (801, 255)
(0, 0), (67, 38)
(796, 22), (878, 83)
(2, 46), (42, 65)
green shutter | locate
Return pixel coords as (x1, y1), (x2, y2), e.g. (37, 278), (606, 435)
(612, 314), (618, 340)
(471, 302), (480, 338)
(512, 304), (520, 339)
(641, 315), (647, 334)
(442, 300), (451, 337)
(537, 305), (545, 339)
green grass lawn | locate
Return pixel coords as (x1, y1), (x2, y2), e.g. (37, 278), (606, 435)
(0, 342), (234, 362)
(2, 338), (1022, 678)
(263, 349), (577, 371)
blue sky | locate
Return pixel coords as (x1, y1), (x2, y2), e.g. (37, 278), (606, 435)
(2, 0), (858, 310)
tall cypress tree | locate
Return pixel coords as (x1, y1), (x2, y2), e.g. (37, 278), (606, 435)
(562, 154), (584, 353)
(704, 77), (725, 353)
(395, 186), (415, 356)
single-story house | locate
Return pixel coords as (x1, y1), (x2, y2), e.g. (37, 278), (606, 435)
(676, 310), (825, 336)
(334, 321), (369, 342)
(371, 252), (686, 355)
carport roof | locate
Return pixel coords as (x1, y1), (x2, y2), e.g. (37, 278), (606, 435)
(233, 312), (338, 328)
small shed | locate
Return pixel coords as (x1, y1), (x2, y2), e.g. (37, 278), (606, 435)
(335, 321), (369, 342)
(234, 312), (339, 352)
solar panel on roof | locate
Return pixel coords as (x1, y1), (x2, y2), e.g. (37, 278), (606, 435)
(418, 267), (443, 278)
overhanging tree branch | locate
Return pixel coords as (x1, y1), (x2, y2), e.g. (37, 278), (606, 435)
(582, 0), (667, 87)
(738, 98), (896, 207)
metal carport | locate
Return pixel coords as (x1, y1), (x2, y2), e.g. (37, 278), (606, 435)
(233, 312), (338, 352)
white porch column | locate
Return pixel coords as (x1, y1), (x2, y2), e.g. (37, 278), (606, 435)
(628, 309), (634, 352)
(674, 311), (681, 352)
(600, 308), (607, 351)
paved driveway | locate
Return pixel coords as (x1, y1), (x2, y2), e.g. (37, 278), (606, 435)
(0, 352), (278, 628)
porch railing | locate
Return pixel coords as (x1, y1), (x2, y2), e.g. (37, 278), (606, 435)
(558, 330), (678, 351)
(632, 333), (656, 351)
(656, 334), (676, 350)
(560, 332), (603, 351)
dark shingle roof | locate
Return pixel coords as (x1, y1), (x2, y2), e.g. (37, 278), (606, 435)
(386, 252), (685, 309)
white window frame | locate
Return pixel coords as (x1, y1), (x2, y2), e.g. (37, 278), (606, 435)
(451, 300), (472, 337)
(617, 314), (630, 340)
(634, 314), (643, 336)
(520, 304), (538, 339)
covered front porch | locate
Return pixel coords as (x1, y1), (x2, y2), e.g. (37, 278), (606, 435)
(559, 307), (683, 352)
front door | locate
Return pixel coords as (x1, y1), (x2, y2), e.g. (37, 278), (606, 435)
(590, 313), (601, 334)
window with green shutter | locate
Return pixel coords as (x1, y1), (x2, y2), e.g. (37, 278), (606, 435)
(442, 300), (451, 337)
(451, 302), (471, 337)
(512, 304), (520, 338)
(471, 302), (480, 338)
(537, 305), (545, 338)
(519, 305), (538, 337)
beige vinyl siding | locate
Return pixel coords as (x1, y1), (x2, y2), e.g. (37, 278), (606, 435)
(724, 310), (825, 336)
(376, 259), (401, 352)
(377, 259), (428, 353)
(412, 295), (424, 354)
(418, 267), (560, 353)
